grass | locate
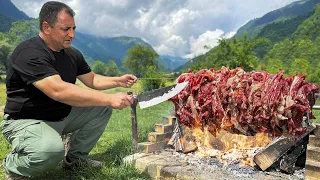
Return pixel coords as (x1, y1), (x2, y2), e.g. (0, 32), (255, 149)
(0, 80), (174, 179)
(0, 79), (319, 179)
(0, 103), (174, 179)
(313, 97), (320, 124)
(0, 83), (6, 106)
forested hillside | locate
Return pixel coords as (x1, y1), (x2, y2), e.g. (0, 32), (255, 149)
(0, 17), (155, 69)
(73, 33), (152, 66)
(0, 13), (14, 32)
(235, 0), (320, 39)
(234, 0), (320, 58)
(180, 2), (320, 85)
(0, 0), (30, 20)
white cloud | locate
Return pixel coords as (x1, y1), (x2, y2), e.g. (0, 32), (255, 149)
(184, 30), (236, 59)
(155, 35), (188, 56)
(11, 0), (299, 57)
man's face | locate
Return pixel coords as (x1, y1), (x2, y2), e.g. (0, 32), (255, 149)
(49, 11), (76, 50)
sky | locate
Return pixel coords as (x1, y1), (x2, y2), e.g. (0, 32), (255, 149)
(11, 0), (299, 58)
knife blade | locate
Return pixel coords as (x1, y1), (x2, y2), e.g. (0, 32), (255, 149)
(137, 81), (188, 109)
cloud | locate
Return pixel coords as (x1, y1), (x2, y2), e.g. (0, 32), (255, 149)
(11, 0), (299, 57)
(155, 35), (188, 56)
(184, 30), (236, 59)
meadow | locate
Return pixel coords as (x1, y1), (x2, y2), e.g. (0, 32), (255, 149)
(0, 80), (174, 179)
(0, 79), (319, 179)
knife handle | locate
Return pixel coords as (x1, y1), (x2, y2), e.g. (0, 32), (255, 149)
(127, 91), (138, 106)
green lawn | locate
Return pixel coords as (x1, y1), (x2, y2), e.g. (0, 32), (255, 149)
(313, 97), (320, 124)
(0, 81), (174, 179)
(0, 80), (319, 179)
(0, 82), (6, 106)
(0, 102), (174, 179)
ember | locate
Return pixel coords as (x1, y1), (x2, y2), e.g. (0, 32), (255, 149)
(190, 127), (272, 166)
(174, 125), (273, 167)
(169, 67), (319, 137)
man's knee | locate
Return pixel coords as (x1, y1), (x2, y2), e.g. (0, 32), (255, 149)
(28, 137), (65, 172)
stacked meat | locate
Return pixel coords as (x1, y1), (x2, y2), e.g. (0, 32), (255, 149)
(169, 67), (319, 137)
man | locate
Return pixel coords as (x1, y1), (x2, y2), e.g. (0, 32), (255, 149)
(2, 1), (137, 179)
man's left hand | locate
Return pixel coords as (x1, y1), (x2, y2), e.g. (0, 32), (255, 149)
(119, 74), (137, 88)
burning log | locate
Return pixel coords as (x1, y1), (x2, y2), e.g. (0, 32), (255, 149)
(168, 119), (198, 153)
(168, 119), (183, 151)
(279, 136), (307, 174)
(253, 124), (315, 172)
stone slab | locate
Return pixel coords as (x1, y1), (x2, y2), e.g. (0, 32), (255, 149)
(307, 146), (320, 162)
(154, 124), (173, 134)
(162, 116), (177, 125)
(131, 150), (304, 180)
(308, 135), (320, 147)
(305, 160), (320, 180)
(160, 165), (185, 179)
(135, 154), (167, 172)
(313, 124), (320, 138)
(147, 157), (185, 179)
(148, 132), (172, 143)
(137, 142), (167, 153)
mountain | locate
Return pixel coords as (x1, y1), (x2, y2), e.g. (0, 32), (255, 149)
(176, 0), (320, 71)
(0, 1), (158, 70)
(72, 32), (152, 66)
(235, 0), (320, 40)
(158, 55), (188, 72)
(0, 0), (31, 20)
(0, 0), (190, 71)
(233, 0), (320, 59)
(177, 0), (320, 71)
(3, 18), (156, 68)
(0, 12), (14, 32)
(176, 0), (320, 85)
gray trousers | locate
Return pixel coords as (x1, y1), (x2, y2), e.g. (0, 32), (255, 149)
(1, 106), (112, 177)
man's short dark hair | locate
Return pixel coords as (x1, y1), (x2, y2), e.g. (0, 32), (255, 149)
(39, 1), (75, 31)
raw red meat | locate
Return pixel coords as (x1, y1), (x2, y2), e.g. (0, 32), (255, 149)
(169, 67), (319, 137)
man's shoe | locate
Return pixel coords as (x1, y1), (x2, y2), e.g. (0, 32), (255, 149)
(63, 156), (103, 169)
(5, 171), (29, 180)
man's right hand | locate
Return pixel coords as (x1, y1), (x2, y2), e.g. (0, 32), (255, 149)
(109, 92), (134, 110)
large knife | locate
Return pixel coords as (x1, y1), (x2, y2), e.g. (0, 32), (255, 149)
(136, 81), (188, 109)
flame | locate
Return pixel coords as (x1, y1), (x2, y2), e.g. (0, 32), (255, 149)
(181, 126), (273, 166)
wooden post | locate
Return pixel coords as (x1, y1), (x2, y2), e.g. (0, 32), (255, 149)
(128, 91), (138, 151)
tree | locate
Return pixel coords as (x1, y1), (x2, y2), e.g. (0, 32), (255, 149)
(197, 35), (267, 71)
(105, 60), (120, 76)
(266, 58), (284, 74)
(307, 63), (320, 85)
(123, 45), (159, 77)
(92, 61), (106, 75)
(289, 58), (310, 76)
(0, 33), (13, 76)
(7, 19), (39, 46)
(141, 66), (165, 91)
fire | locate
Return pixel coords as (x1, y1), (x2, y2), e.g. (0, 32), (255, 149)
(180, 126), (273, 166)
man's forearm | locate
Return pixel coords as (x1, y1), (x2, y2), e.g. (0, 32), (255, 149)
(52, 82), (114, 107)
(91, 74), (121, 90)
(33, 75), (113, 107)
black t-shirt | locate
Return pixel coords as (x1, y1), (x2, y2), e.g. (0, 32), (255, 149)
(4, 36), (91, 121)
